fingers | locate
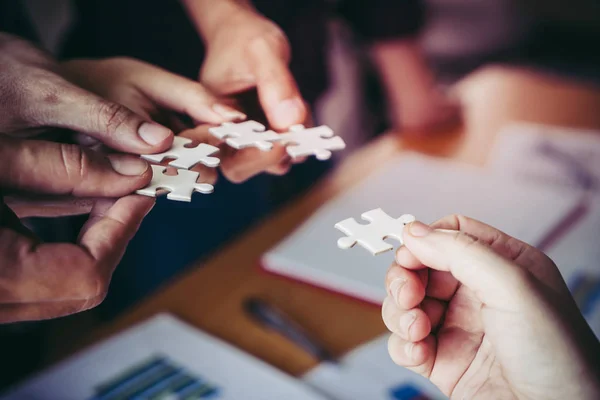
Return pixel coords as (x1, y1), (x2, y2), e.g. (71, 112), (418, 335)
(179, 126), (289, 183)
(382, 296), (431, 342)
(0, 195), (153, 306)
(388, 334), (436, 377)
(385, 263), (426, 310)
(38, 81), (173, 154)
(4, 195), (97, 218)
(0, 297), (103, 323)
(247, 35), (307, 130)
(401, 220), (532, 310)
(0, 136), (151, 197)
(120, 58), (246, 124)
(78, 195), (155, 273)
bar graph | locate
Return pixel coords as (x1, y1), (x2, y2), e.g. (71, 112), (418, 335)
(89, 355), (220, 400)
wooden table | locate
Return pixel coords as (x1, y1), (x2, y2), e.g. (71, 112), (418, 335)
(49, 66), (600, 377)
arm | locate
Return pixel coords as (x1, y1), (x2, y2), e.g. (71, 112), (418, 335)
(181, 0), (255, 44)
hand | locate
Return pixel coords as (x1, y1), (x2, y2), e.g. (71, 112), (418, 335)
(175, 124), (290, 184)
(198, 7), (308, 130)
(370, 38), (461, 133)
(62, 57), (247, 134)
(0, 33), (173, 153)
(0, 135), (154, 323)
(383, 215), (600, 399)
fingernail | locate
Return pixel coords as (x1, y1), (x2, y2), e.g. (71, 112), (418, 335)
(400, 312), (416, 338)
(138, 122), (172, 145)
(272, 98), (304, 128)
(389, 278), (407, 306)
(405, 342), (415, 359)
(212, 104), (246, 121)
(409, 221), (432, 237)
(109, 155), (149, 176)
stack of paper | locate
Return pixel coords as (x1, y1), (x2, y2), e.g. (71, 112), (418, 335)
(1, 314), (327, 400)
(263, 153), (581, 304)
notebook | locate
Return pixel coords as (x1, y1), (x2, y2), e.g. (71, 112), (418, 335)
(1, 314), (326, 400)
(262, 154), (582, 304)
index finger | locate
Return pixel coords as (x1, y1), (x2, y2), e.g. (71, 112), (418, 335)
(395, 215), (541, 270)
(247, 36), (307, 130)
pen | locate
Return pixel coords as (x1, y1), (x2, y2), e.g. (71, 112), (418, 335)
(244, 298), (337, 364)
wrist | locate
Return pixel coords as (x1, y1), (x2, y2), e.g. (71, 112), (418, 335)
(182, 0), (255, 44)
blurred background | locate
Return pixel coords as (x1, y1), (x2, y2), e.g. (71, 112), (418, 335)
(1, 0), (599, 395)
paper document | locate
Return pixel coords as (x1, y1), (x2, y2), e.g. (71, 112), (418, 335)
(304, 335), (444, 400)
(263, 154), (581, 304)
(1, 314), (326, 400)
(488, 123), (600, 192)
(488, 123), (600, 337)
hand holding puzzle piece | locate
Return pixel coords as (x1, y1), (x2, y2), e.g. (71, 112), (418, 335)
(136, 120), (345, 201)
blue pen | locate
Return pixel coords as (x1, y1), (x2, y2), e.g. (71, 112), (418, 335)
(244, 298), (337, 363)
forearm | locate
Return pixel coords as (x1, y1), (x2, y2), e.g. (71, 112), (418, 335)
(181, 0), (255, 44)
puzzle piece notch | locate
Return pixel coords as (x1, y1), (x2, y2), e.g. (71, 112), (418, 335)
(209, 120), (280, 151)
(141, 136), (220, 169)
(136, 165), (214, 202)
(277, 124), (346, 160)
(335, 208), (416, 255)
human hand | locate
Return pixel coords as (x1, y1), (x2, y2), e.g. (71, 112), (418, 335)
(0, 135), (154, 323)
(198, 7), (308, 130)
(64, 58), (295, 182)
(174, 124), (291, 184)
(62, 57), (246, 134)
(0, 33), (173, 153)
(383, 215), (600, 399)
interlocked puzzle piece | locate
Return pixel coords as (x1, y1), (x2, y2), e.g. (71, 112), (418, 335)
(136, 165), (214, 202)
(209, 120), (280, 151)
(276, 125), (346, 160)
(141, 136), (220, 170)
(335, 208), (416, 255)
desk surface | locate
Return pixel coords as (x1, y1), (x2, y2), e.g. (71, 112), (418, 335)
(52, 66), (600, 377)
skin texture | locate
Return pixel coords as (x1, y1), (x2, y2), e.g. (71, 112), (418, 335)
(0, 34), (166, 323)
(0, 33), (173, 153)
(185, 0), (308, 131)
(0, 136), (155, 323)
(64, 57), (298, 182)
(383, 215), (600, 399)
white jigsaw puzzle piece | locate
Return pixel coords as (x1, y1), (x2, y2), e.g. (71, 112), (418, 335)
(136, 165), (214, 202)
(209, 120), (280, 151)
(277, 124), (346, 160)
(334, 208), (416, 255)
(141, 136), (220, 169)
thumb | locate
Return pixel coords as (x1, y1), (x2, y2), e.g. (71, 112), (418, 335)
(402, 221), (532, 310)
(46, 84), (173, 154)
(247, 36), (307, 130)
(0, 136), (151, 197)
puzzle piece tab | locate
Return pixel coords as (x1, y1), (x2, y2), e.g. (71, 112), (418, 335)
(141, 136), (220, 170)
(277, 124), (346, 160)
(136, 165), (214, 202)
(335, 208), (416, 255)
(209, 120), (280, 151)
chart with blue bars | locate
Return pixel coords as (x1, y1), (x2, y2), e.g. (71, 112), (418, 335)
(388, 384), (430, 400)
(88, 355), (220, 400)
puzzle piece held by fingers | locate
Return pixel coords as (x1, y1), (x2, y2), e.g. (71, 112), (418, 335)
(209, 120), (280, 151)
(335, 208), (416, 255)
(277, 125), (346, 160)
(136, 165), (214, 202)
(141, 136), (220, 170)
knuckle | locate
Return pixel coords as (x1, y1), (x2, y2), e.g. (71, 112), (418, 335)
(94, 100), (133, 136)
(59, 143), (90, 186)
(452, 230), (480, 250)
